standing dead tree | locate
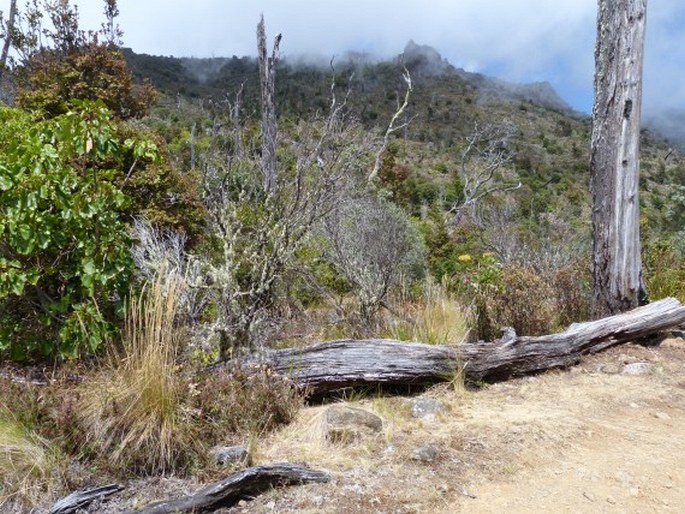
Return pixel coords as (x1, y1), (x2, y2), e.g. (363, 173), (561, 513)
(257, 15), (281, 195)
(200, 42), (377, 358)
(448, 120), (521, 225)
(0, 0), (18, 82)
(590, 0), (647, 318)
(368, 66), (413, 182)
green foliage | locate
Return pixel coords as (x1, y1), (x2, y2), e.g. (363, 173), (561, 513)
(12, 0), (155, 120)
(18, 42), (156, 119)
(0, 103), (156, 360)
(469, 262), (591, 340)
(643, 241), (685, 302)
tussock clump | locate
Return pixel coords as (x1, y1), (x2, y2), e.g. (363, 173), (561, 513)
(76, 269), (194, 475)
(75, 265), (303, 476)
(0, 414), (64, 512)
(387, 279), (472, 345)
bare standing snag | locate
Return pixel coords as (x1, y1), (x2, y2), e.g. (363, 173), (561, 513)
(591, 0), (648, 317)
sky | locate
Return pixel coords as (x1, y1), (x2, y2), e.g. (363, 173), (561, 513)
(2, 0), (684, 116)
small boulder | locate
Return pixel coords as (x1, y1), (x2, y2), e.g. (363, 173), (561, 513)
(621, 362), (653, 376)
(323, 405), (383, 443)
(411, 444), (440, 462)
(410, 398), (441, 420)
(210, 445), (251, 466)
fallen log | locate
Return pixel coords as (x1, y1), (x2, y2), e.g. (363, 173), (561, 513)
(49, 484), (124, 514)
(137, 464), (330, 514)
(260, 298), (685, 395)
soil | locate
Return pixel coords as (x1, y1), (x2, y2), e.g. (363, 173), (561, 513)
(42, 337), (685, 514)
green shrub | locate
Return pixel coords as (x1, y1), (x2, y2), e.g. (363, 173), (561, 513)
(0, 103), (153, 360)
(471, 262), (591, 340)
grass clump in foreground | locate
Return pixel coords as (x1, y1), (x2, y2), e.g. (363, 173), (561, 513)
(77, 270), (190, 474)
(0, 413), (65, 511)
(75, 266), (303, 476)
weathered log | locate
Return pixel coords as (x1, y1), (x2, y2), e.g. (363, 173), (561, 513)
(49, 484), (124, 514)
(261, 298), (685, 394)
(137, 464), (330, 514)
(266, 339), (458, 395)
(461, 296), (685, 382)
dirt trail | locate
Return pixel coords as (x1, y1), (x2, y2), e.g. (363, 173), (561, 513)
(457, 397), (685, 513)
(447, 339), (685, 513)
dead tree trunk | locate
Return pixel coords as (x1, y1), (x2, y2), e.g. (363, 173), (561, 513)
(0, 0), (18, 83)
(590, 0), (647, 318)
(257, 15), (281, 195)
(252, 298), (685, 395)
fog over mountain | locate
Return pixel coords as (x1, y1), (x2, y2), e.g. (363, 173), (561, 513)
(3, 0), (681, 145)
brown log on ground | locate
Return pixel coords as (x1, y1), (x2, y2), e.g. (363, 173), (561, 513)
(260, 298), (685, 395)
(137, 464), (330, 514)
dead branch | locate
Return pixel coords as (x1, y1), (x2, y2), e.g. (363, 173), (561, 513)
(257, 15), (281, 195)
(369, 66), (413, 182)
(137, 464), (330, 514)
(449, 121), (521, 225)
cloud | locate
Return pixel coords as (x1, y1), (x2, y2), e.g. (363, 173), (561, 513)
(3, 0), (683, 115)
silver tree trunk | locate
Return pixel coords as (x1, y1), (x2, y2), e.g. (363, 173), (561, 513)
(257, 16), (280, 195)
(590, 0), (647, 318)
(0, 0), (18, 82)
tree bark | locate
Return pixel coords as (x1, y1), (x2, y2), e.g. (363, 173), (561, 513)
(253, 298), (685, 395)
(0, 0), (18, 82)
(137, 464), (330, 514)
(257, 16), (281, 195)
(590, 0), (647, 318)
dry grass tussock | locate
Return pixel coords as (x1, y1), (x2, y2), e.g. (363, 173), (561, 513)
(75, 263), (303, 477)
(386, 279), (472, 345)
(77, 267), (193, 474)
(0, 414), (64, 511)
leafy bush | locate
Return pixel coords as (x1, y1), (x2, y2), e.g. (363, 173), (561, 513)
(321, 194), (427, 328)
(469, 262), (591, 340)
(483, 264), (558, 337)
(0, 103), (158, 360)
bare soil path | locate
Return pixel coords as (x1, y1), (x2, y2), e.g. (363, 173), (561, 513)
(444, 338), (685, 514)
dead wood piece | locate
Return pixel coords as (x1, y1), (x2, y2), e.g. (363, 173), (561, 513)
(266, 339), (458, 394)
(259, 298), (685, 395)
(461, 297), (685, 382)
(49, 484), (124, 514)
(137, 464), (330, 514)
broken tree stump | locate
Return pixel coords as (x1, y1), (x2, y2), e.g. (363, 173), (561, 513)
(137, 464), (330, 514)
(258, 298), (685, 395)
